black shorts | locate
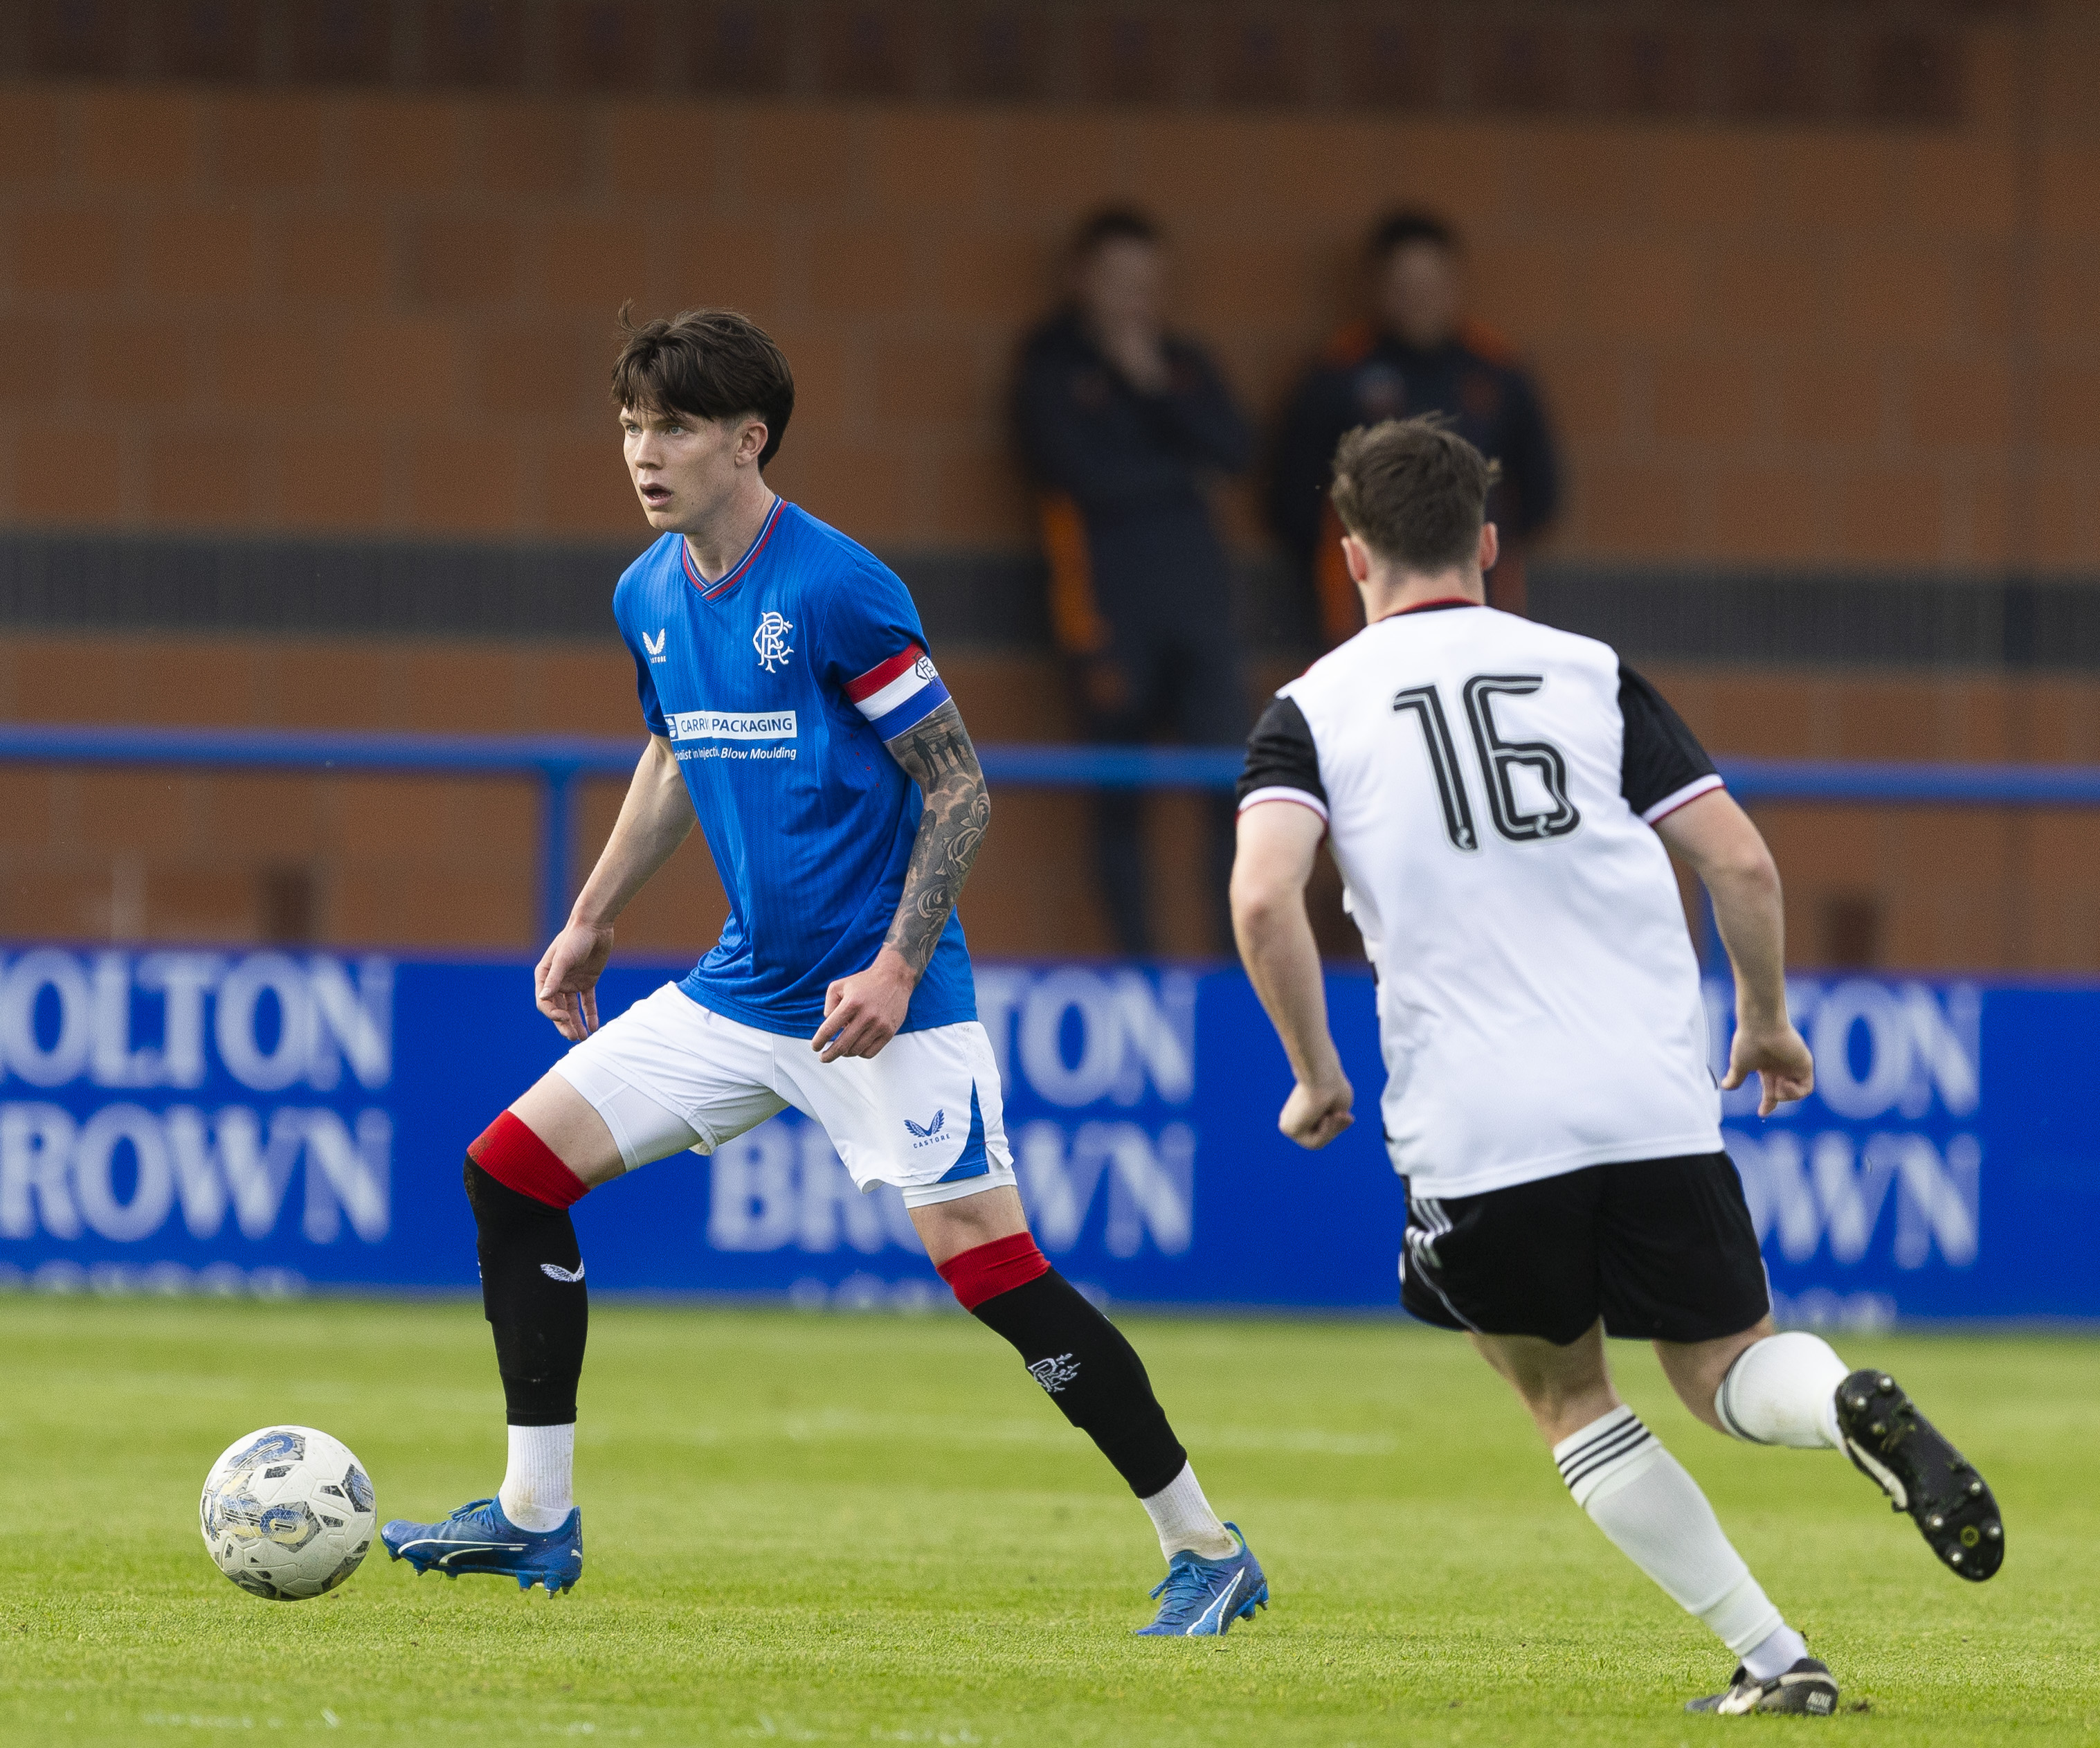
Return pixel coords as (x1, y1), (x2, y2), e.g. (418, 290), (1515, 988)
(1399, 1152), (1771, 1346)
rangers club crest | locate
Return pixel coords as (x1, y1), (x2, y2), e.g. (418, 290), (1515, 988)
(1027, 1354), (1081, 1395)
(753, 611), (794, 672)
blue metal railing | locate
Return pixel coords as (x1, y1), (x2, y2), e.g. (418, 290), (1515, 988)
(1, 723), (2095, 943)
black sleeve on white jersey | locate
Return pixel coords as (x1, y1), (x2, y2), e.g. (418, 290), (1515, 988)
(1236, 696), (1328, 820)
(1619, 663), (1723, 824)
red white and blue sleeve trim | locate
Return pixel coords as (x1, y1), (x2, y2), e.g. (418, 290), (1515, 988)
(1641, 773), (1725, 825)
(846, 644), (950, 740)
(1238, 784), (1329, 822)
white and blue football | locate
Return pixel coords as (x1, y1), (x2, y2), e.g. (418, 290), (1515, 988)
(199, 1425), (377, 1601)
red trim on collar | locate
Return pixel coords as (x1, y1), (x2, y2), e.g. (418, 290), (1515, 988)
(1373, 595), (1483, 623)
(681, 496), (785, 601)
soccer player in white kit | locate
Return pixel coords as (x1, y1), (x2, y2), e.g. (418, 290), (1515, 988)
(380, 309), (1268, 1635)
(1231, 417), (2002, 1715)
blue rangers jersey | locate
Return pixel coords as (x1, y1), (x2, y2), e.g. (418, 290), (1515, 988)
(612, 497), (975, 1036)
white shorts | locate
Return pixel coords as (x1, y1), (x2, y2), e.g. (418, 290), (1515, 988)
(552, 983), (1015, 1209)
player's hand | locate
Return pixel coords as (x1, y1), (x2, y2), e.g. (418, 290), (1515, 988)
(1278, 1074), (1354, 1150)
(813, 948), (916, 1063)
(535, 921), (615, 1043)
(1723, 1022), (1814, 1117)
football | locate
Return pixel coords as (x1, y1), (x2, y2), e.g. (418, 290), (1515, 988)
(199, 1425), (377, 1602)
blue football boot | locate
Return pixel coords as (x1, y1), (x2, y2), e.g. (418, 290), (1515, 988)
(380, 1497), (583, 1594)
(1134, 1523), (1268, 1637)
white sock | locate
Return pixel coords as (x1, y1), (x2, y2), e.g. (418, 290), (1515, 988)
(1140, 1461), (1237, 1560)
(498, 1423), (575, 1533)
(1555, 1407), (1789, 1659)
(1742, 1621), (1811, 1682)
(1714, 1332), (1848, 1450)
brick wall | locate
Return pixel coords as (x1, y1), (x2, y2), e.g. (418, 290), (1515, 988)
(1, 3), (2094, 571)
(1, 633), (2097, 973)
(2, 5), (2098, 971)
(0, 2), (1991, 120)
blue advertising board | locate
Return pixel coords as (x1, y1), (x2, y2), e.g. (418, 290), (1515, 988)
(0, 946), (2092, 1323)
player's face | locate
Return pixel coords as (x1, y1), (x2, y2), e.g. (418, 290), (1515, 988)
(619, 405), (755, 531)
(1076, 238), (1165, 339)
(1377, 242), (1460, 349)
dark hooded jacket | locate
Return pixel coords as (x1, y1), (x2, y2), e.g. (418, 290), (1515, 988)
(1272, 320), (1559, 644)
(1013, 309), (1253, 654)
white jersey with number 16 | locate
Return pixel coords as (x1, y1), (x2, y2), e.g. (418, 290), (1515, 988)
(1237, 600), (1726, 1199)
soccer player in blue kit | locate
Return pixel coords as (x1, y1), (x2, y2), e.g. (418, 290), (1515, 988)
(381, 309), (1267, 1635)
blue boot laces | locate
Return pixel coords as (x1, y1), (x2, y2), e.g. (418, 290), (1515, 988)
(1148, 1554), (1219, 1614)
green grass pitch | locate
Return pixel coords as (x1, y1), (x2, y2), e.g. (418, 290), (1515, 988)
(0, 1297), (2092, 1746)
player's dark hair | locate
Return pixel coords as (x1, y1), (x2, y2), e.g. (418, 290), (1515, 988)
(1330, 415), (1501, 575)
(609, 305), (795, 469)
(1069, 204), (1162, 259)
(1368, 208), (1460, 261)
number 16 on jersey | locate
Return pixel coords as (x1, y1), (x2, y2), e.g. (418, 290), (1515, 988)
(1394, 674), (1581, 850)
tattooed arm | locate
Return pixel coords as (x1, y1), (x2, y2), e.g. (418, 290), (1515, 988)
(880, 700), (992, 975)
(809, 698), (990, 1062)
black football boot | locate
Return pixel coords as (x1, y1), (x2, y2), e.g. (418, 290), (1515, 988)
(1685, 1657), (1840, 1716)
(1836, 1368), (2004, 1581)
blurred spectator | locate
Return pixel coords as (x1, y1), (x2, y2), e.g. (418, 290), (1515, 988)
(1014, 207), (1255, 957)
(1272, 210), (1561, 641)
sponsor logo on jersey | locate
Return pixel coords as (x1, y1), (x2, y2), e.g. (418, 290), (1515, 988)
(753, 611), (794, 672)
(668, 710), (797, 741)
(1027, 1353), (1080, 1394)
(643, 629), (667, 664)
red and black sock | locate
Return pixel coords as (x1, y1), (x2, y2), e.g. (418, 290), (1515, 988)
(465, 1112), (590, 1427)
(939, 1233), (1188, 1498)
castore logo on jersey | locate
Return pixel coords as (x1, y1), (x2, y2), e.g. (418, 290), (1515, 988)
(643, 629), (667, 663)
(753, 612), (794, 672)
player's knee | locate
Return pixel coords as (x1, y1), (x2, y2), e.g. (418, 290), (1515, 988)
(464, 1128), (588, 1328)
(467, 1110), (589, 1214)
(935, 1230), (1050, 1312)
